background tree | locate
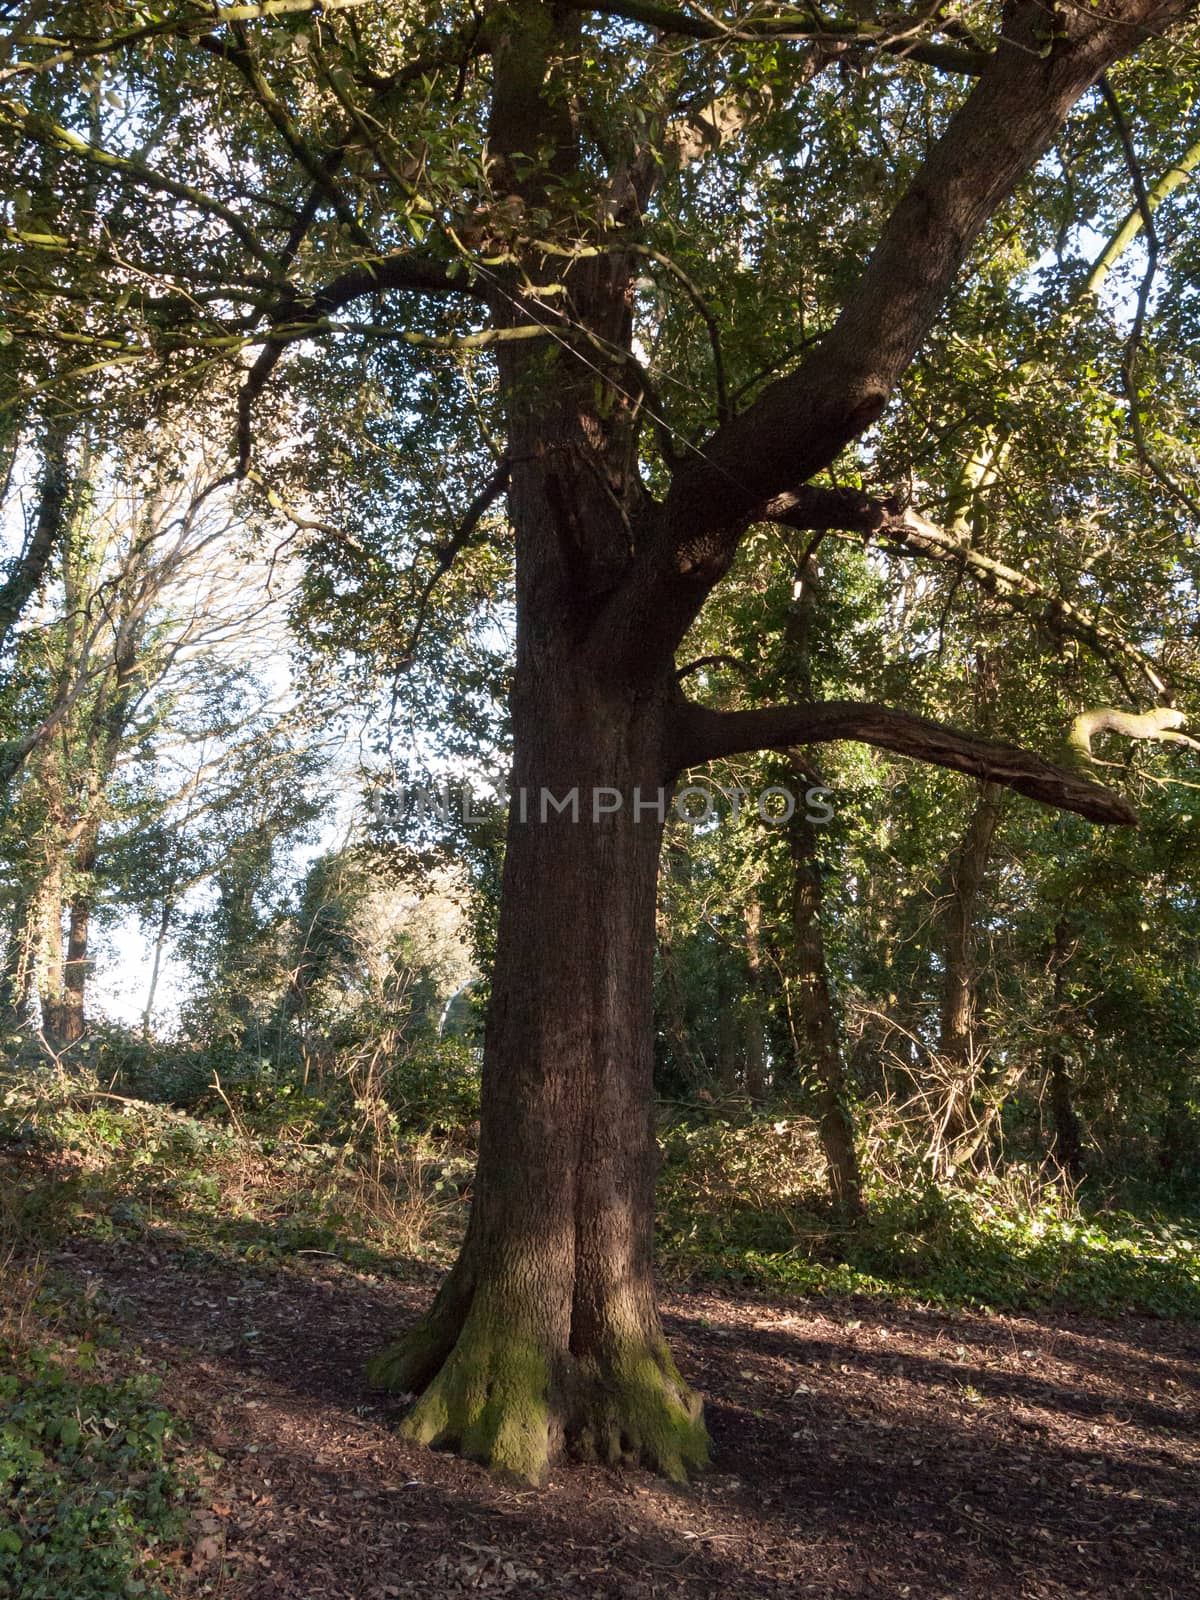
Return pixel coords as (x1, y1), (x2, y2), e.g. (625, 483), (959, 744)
(0, 429), (332, 1048)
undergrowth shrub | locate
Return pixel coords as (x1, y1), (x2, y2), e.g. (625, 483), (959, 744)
(657, 1111), (1200, 1317)
(0, 1055), (468, 1274)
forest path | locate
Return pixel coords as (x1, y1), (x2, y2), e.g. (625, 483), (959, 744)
(56, 1234), (1200, 1600)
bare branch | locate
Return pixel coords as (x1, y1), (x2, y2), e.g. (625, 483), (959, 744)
(633, 245), (730, 422)
(1098, 76), (1200, 519)
(675, 652), (747, 680)
(391, 460), (512, 667)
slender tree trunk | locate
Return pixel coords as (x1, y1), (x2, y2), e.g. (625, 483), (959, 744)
(743, 900), (766, 1106)
(716, 967), (740, 1097)
(933, 782), (1001, 1177)
(35, 856), (66, 1045)
(1047, 918), (1085, 1179)
(787, 793), (864, 1217)
(48, 815), (100, 1046)
(0, 881), (36, 1026)
(0, 417), (72, 657)
(58, 898), (90, 1045)
(142, 897), (175, 1038)
(776, 559), (863, 1214)
(655, 918), (702, 1089)
(1048, 1050), (1084, 1179)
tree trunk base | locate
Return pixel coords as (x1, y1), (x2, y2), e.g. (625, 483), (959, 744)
(394, 1316), (557, 1485)
(568, 1338), (708, 1481)
(368, 1308), (709, 1486)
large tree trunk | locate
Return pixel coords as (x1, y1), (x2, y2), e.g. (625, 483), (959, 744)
(368, 196), (706, 1478)
(369, 667), (706, 1483)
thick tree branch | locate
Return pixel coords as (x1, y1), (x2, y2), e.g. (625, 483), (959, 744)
(764, 485), (1168, 697)
(561, 0), (991, 74)
(1068, 705), (1200, 761)
(312, 251), (485, 310)
(1086, 128), (1200, 296)
(660, 0), (1197, 569)
(671, 699), (1138, 825)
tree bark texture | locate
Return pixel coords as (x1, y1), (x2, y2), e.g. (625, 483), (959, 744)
(369, 654), (707, 1481)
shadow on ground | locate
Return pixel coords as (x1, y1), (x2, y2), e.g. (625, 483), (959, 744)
(46, 1231), (1200, 1600)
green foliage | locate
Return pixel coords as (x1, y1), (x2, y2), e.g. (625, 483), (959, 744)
(383, 1038), (480, 1132)
(0, 1346), (190, 1600)
(0, 1048), (470, 1277)
(0, 1119), (196, 1600)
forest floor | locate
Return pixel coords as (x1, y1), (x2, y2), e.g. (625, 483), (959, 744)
(40, 1227), (1200, 1600)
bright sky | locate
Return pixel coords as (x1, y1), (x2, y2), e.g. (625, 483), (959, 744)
(1, 454), (371, 1034)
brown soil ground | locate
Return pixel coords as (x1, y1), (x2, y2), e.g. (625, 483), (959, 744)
(51, 1236), (1200, 1600)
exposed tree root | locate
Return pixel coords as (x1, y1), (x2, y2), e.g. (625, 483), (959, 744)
(369, 1312), (708, 1486)
(569, 1337), (709, 1483)
(380, 1310), (558, 1485)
